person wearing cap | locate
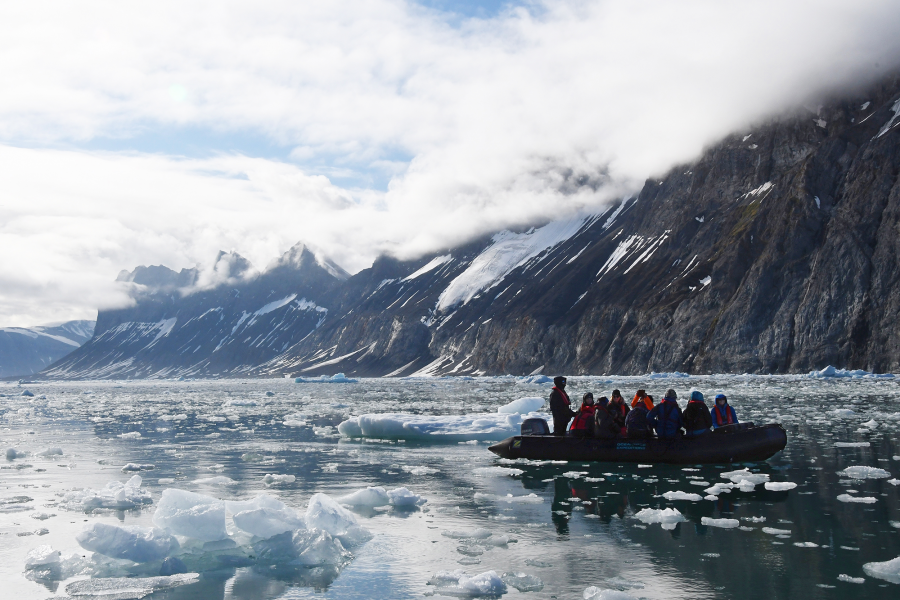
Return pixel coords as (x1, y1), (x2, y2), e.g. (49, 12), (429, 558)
(647, 388), (684, 439)
(631, 389), (653, 411)
(569, 393), (596, 437)
(682, 390), (712, 437)
(712, 394), (739, 429)
(549, 376), (577, 436)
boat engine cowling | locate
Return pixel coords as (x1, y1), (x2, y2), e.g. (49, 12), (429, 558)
(521, 418), (550, 436)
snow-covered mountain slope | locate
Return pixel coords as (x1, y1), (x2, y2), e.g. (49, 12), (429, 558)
(42, 70), (900, 378)
(0, 320), (95, 378)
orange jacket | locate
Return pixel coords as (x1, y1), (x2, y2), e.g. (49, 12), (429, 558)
(632, 392), (653, 411)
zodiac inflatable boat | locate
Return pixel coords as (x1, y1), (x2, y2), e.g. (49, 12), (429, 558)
(488, 419), (787, 464)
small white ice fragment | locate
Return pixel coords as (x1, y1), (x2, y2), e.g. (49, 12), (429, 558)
(794, 542), (819, 548)
(837, 574), (864, 584)
(24, 545), (60, 569)
(762, 527), (791, 535)
(838, 466), (891, 479)
(764, 482), (797, 491)
(863, 556), (900, 584)
(701, 517), (739, 528)
(837, 494), (877, 504)
(662, 491), (702, 501)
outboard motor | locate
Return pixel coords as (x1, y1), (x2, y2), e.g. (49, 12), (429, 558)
(521, 418), (550, 436)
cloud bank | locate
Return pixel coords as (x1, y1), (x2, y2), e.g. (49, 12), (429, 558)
(2, 0), (900, 325)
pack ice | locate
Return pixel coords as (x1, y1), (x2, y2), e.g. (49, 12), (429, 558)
(61, 475), (152, 511)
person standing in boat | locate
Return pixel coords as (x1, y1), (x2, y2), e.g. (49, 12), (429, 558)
(569, 393), (596, 437)
(608, 389), (630, 436)
(549, 376), (577, 436)
(682, 391), (712, 437)
(647, 389), (684, 438)
(712, 394), (739, 429)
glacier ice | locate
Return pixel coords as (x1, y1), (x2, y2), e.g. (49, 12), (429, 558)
(305, 493), (372, 547)
(338, 486), (390, 507)
(60, 475), (152, 511)
(294, 373), (357, 383)
(24, 545), (61, 569)
(152, 489), (227, 541)
(427, 569), (508, 597)
(701, 517), (739, 528)
(387, 487), (427, 507)
(838, 466), (892, 479)
(76, 523), (179, 562)
(863, 556), (900, 584)
(764, 482), (797, 491)
(338, 410), (548, 442)
(253, 529), (351, 567)
(262, 474), (296, 486)
(634, 508), (685, 529)
(233, 506), (306, 539)
(501, 572), (543, 592)
(837, 494), (877, 504)
(496, 397), (544, 414)
(64, 573), (199, 598)
(662, 491), (702, 501)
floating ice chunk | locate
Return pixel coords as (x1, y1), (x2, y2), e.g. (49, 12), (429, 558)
(861, 419), (878, 428)
(193, 476), (236, 486)
(704, 482), (734, 495)
(122, 463), (155, 472)
(720, 468), (769, 486)
(810, 366), (888, 378)
(283, 419), (307, 427)
(743, 516), (766, 523)
(834, 442), (870, 448)
(401, 465), (439, 475)
(828, 409), (857, 417)
(387, 487), (427, 507)
(837, 574), (864, 584)
(152, 489), (227, 542)
(765, 482), (797, 491)
(762, 527), (791, 535)
(474, 492), (543, 504)
(442, 528), (492, 540)
(6, 448), (27, 459)
(60, 475), (152, 511)
(294, 373), (358, 383)
(583, 587), (638, 599)
(337, 410), (548, 442)
(662, 491), (702, 501)
(794, 542), (819, 548)
(263, 474), (296, 486)
(863, 556), (900, 584)
(225, 399), (257, 406)
(427, 570), (507, 597)
(837, 494), (877, 504)
(338, 486), (390, 507)
(518, 375), (552, 384)
(24, 545), (60, 569)
(117, 431), (142, 439)
(497, 397), (544, 414)
(701, 517), (739, 528)
(65, 573), (199, 597)
(473, 467), (524, 477)
(838, 466), (892, 479)
(305, 493), (371, 547)
(37, 447), (63, 457)
(634, 508), (685, 529)
(233, 506), (306, 539)
(502, 572), (543, 592)
(253, 529), (351, 567)
(159, 413), (187, 421)
(76, 523), (179, 562)
(224, 494), (286, 514)
(888, 479), (900, 486)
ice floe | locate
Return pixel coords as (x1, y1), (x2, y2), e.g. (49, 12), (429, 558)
(634, 507), (685, 529)
(764, 482), (797, 491)
(24, 545), (61, 570)
(294, 373), (358, 383)
(583, 587), (638, 599)
(60, 475), (152, 511)
(837, 574), (865, 584)
(65, 573), (200, 597)
(838, 466), (892, 479)
(662, 491), (702, 501)
(701, 517), (739, 528)
(473, 466), (524, 477)
(338, 409), (547, 442)
(338, 486), (390, 507)
(305, 493), (372, 547)
(474, 492), (543, 504)
(153, 489), (228, 541)
(863, 556), (900, 584)
(834, 442), (870, 447)
(808, 366), (894, 378)
(427, 570), (507, 597)
(263, 474), (296, 486)
(501, 572), (543, 592)
(837, 494), (877, 504)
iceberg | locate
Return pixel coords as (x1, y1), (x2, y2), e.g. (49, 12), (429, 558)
(294, 373), (357, 383)
(338, 486), (390, 508)
(517, 375), (553, 384)
(837, 466), (892, 479)
(64, 573), (199, 597)
(233, 506), (306, 539)
(76, 523), (179, 562)
(701, 517), (739, 528)
(808, 365), (894, 378)
(634, 507), (685, 529)
(305, 493), (372, 547)
(764, 482), (797, 491)
(837, 494), (877, 504)
(387, 487), (427, 507)
(338, 410), (548, 442)
(497, 397), (544, 414)
(152, 489), (227, 542)
(662, 491), (702, 501)
(24, 545), (60, 570)
(253, 529), (351, 567)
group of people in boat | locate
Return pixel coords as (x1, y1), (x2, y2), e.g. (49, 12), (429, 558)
(548, 376), (738, 439)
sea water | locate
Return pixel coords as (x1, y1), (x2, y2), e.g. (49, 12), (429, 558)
(1, 374), (899, 599)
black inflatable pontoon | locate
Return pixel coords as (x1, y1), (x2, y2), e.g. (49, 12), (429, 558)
(488, 420), (787, 464)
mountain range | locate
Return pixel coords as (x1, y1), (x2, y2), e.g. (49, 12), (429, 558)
(0, 320), (95, 378)
(40, 71), (900, 379)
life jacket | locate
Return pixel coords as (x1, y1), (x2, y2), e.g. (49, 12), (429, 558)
(713, 404), (735, 426)
(651, 398), (683, 438)
(552, 386), (571, 405)
(570, 406), (596, 431)
(632, 393), (653, 411)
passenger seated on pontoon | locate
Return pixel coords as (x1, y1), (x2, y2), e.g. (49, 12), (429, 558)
(593, 396), (619, 438)
(647, 389), (684, 439)
(625, 395), (653, 438)
(712, 394), (739, 429)
(569, 393), (596, 438)
(682, 391), (712, 437)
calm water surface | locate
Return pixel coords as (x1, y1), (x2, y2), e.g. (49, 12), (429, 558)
(1, 375), (899, 599)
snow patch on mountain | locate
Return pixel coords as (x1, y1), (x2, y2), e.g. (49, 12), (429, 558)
(404, 255), (453, 281)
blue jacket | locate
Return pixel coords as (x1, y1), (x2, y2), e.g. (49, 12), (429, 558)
(712, 404), (738, 428)
(647, 398), (684, 438)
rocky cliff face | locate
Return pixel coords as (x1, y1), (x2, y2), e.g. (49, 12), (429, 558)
(43, 73), (900, 379)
